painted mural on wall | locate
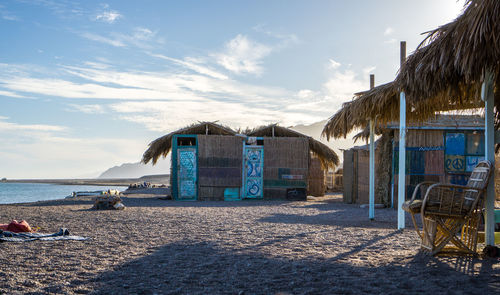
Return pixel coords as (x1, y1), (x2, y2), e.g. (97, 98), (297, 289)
(178, 148), (197, 199)
(245, 147), (263, 198)
(445, 132), (484, 174)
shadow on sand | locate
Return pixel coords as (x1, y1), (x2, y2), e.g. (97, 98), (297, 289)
(86, 238), (499, 295)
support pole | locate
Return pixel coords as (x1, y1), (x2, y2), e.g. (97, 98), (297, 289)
(369, 74), (375, 220)
(398, 41), (406, 230)
(482, 70), (495, 245)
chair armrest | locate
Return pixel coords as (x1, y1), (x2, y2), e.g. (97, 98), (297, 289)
(409, 181), (438, 203)
(421, 183), (483, 216)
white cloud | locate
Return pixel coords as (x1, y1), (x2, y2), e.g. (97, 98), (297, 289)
(0, 90), (27, 98)
(81, 32), (125, 47)
(81, 27), (159, 49)
(94, 3), (122, 23)
(0, 117), (67, 132)
(150, 53), (229, 80)
(66, 104), (106, 114)
(0, 4), (19, 21)
(323, 59), (370, 109)
(213, 34), (272, 76)
(384, 27), (394, 36)
(362, 66), (376, 76)
(252, 24), (300, 48)
(328, 59), (341, 70)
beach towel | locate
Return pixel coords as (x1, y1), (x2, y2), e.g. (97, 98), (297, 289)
(0, 228), (88, 242)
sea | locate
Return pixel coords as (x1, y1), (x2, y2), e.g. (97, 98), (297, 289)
(0, 183), (127, 204)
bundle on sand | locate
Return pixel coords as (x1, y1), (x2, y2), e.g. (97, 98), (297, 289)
(92, 190), (125, 210)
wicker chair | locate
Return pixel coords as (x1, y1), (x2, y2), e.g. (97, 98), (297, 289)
(417, 161), (492, 255)
(402, 181), (438, 238)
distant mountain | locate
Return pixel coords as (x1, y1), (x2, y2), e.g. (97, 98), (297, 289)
(291, 120), (359, 165)
(99, 157), (170, 179)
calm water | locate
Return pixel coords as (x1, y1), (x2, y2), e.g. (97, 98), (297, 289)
(0, 183), (127, 204)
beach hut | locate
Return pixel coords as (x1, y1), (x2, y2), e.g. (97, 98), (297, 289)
(142, 122), (338, 201)
(395, 0), (500, 245)
(343, 115), (485, 208)
(325, 0), (499, 243)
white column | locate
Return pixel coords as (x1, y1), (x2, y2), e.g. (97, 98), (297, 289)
(398, 91), (406, 229)
(369, 75), (375, 220)
(483, 70), (495, 245)
(369, 119), (375, 220)
(398, 41), (406, 229)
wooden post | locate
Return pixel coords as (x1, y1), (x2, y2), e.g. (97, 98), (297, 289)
(369, 74), (375, 220)
(398, 41), (406, 230)
(482, 70), (495, 245)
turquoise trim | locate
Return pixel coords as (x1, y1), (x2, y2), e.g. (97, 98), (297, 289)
(172, 134), (198, 201)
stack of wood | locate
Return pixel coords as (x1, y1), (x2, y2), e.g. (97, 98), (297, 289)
(92, 190), (125, 210)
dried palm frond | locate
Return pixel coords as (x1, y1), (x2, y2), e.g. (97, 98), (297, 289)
(142, 122), (236, 164)
(247, 124), (339, 168)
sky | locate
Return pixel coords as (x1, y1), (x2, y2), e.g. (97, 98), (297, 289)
(0, 0), (466, 178)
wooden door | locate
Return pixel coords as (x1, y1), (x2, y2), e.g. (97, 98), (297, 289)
(177, 147), (197, 200)
(244, 145), (264, 198)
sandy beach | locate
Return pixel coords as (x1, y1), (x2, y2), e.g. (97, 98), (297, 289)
(0, 194), (498, 294)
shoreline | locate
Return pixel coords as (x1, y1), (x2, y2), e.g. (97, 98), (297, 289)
(1, 174), (170, 187)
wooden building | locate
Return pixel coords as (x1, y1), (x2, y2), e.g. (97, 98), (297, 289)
(343, 115), (485, 207)
(142, 122), (338, 201)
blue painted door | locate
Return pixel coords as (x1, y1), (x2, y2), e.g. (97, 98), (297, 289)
(177, 147), (197, 200)
(244, 146), (264, 198)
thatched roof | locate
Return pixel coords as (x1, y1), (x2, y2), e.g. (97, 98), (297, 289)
(396, 0), (500, 121)
(322, 0), (492, 141)
(322, 82), (399, 140)
(246, 124), (339, 169)
(353, 114), (484, 142)
(142, 122), (236, 164)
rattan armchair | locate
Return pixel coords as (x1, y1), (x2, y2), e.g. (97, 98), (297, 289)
(418, 161), (492, 255)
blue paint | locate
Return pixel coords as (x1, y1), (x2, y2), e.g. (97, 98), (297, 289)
(172, 135), (198, 201)
(445, 133), (465, 155)
(243, 145), (264, 199)
(224, 187), (241, 201)
(465, 156), (485, 172)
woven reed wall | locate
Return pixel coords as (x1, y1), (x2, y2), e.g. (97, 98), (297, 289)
(356, 149), (383, 204)
(343, 150), (356, 203)
(308, 157), (325, 196)
(394, 130), (443, 147)
(197, 135), (243, 201)
(263, 137), (309, 199)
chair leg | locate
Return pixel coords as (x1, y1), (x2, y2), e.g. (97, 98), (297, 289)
(410, 212), (422, 239)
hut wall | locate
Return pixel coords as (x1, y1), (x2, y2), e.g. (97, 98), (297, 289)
(343, 150), (356, 203)
(355, 149), (383, 205)
(263, 137), (309, 199)
(197, 135), (243, 201)
(392, 129), (489, 208)
(392, 130), (445, 208)
(308, 157), (325, 197)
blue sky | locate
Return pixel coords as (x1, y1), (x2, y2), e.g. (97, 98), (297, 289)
(0, 0), (465, 178)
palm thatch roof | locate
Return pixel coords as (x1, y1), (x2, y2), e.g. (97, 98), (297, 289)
(322, 82), (399, 140)
(353, 114), (484, 142)
(247, 124), (339, 169)
(142, 122), (237, 164)
(322, 0), (492, 141)
(396, 0), (500, 120)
